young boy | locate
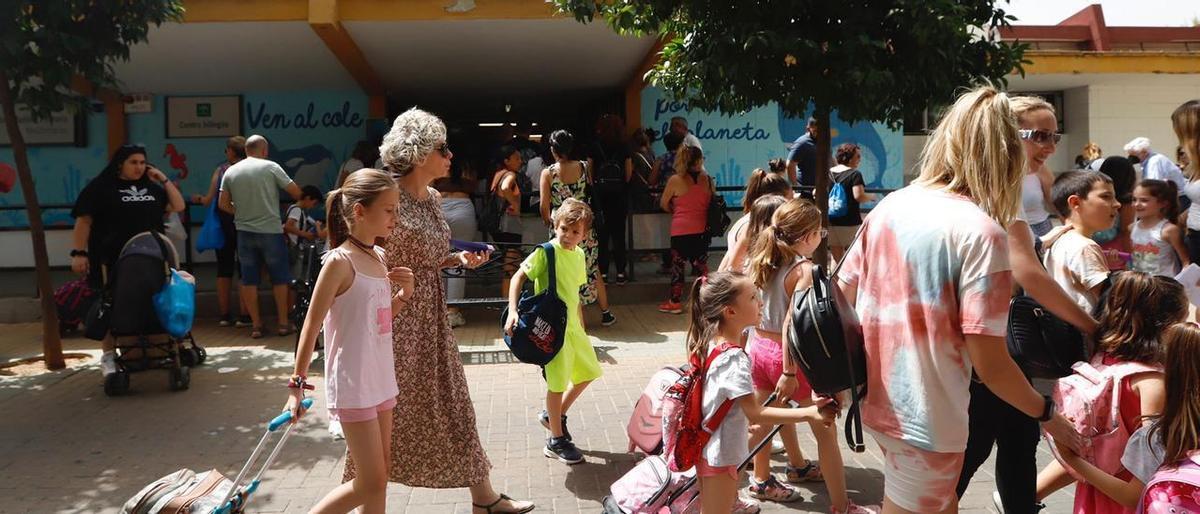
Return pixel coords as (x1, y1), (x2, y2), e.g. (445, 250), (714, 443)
(285, 185), (327, 314)
(505, 198), (602, 465)
(1042, 170), (1122, 313)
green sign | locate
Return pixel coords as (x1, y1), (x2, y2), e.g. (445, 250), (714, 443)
(196, 103), (211, 117)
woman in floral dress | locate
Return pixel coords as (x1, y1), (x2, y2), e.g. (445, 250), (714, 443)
(343, 108), (534, 514)
(537, 129), (615, 326)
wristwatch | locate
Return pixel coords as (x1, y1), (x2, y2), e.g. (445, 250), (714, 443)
(69, 249), (89, 258)
(1037, 395), (1055, 422)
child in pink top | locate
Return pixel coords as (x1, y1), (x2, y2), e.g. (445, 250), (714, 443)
(284, 169), (414, 514)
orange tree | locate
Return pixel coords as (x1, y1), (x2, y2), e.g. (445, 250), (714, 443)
(0, 1), (182, 369)
(555, 0), (1027, 257)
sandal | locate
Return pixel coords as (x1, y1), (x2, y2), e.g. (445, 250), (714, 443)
(472, 493), (535, 514)
(250, 327), (264, 339)
(786, 459), (824, 483)
(748, 475), (803, 503)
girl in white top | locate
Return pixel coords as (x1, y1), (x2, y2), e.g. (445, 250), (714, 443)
(684, 271), (835, 514)
(1130, 179), (1189, 277)
(284, 169), (415, 514)
(717, 169), (791, 272)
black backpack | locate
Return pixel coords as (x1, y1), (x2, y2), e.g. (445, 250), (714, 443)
(704, 176), (731, 240)
(501, 243), (568, 366)
(478, 172), (511, 235)
(786, 234), (868, 453)
(1006, 295), (1089, 379)
(592, 143), (626, 196)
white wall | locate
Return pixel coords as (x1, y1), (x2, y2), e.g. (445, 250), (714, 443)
(0, 228), (208, 268)
(1084, 83), (1200, 164)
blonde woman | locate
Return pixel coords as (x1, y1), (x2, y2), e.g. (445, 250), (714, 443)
(1174, 100), (1200, 320)
(836, 87), (1081, 514)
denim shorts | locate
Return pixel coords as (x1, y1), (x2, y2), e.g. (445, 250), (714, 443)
(237, 231), (291, 286)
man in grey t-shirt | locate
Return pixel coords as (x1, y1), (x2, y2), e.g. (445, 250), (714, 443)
(219, 135), (302, 337)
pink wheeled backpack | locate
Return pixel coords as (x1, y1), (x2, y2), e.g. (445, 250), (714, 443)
(626, 366), (683, 454)
(1138, 453), (1200, 514)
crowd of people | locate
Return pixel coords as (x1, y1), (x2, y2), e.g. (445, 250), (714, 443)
(63, 85), (1200, 513)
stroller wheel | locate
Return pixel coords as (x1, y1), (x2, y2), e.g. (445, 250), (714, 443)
(169, 366), (190, 391)
(104, 371), (130, 396)
(195, 346), (207, 365)
(180, 348), (198, 368)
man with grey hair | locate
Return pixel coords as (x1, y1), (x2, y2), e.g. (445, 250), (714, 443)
(219, 134), (302, 338)
(670, 116), (703, 150)
(1125, 136), (1186, 190)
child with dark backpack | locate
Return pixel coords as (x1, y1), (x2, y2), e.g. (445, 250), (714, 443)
(1035, 272), (1187, 513)
(682, 270), (837, 513)
(505, 198), (602, 465)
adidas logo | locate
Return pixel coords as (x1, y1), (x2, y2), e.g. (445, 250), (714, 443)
(120, 186), (155, 202)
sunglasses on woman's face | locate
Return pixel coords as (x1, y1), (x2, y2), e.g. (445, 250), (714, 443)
(436, 142), (451, 158)
(1018, 129), (1062, 146)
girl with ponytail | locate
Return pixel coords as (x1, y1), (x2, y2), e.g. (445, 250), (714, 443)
(283, 169), (414, 513)
(742, 199), (871, 513)
(683, 270), (836, 513)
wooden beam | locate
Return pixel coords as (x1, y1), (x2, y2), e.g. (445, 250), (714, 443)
(70, 76), (125, 156)
(308, 0), (385, 96)
(623, 39), (666, 132)
(339, 0), (557, 21)
(1020, 51), (1200, 75)
(181, 0), (307, 22)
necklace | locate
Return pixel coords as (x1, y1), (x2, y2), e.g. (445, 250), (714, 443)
(347, 235), (383, 265)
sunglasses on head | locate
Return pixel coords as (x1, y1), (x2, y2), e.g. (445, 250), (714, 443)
(436, 141), (451, 158)
(1018, 129), (1062, 146)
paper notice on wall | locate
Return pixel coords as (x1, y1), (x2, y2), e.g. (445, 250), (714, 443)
(1175, 264), (1200, 306)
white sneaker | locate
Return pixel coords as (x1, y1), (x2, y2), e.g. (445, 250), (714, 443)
(329, 420), (345, 440)
(100, 351), (118, 377)
(771, 438), (786, 455)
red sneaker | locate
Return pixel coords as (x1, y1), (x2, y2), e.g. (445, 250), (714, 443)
(657, 301), (683, 314)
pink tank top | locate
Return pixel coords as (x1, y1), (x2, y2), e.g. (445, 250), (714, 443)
(670, 174), (712, 236)
(322, 247), (399, 410)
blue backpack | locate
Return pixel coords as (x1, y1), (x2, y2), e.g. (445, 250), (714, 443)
(501, 243), (568, 366)
(828, 175), (849, 219)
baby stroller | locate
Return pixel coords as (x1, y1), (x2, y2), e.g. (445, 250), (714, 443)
(100, 231), (205, 396)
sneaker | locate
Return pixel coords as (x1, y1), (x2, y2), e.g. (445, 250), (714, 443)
(748, 475), (803, 503)
(601, 311), (616, 326)
(539, 410), (571, 441)
(733, 495), (761, 514)
(448, 310), (466, 328)
(771, 438), (786, 455)
(100, 351), (118, 377)
(658, 301), (683, 314)
(218, 315), (234, 327)
(615, 273), (628, 286)
(832, 502), (881, 514)
(328, 420), (345, 441)
(785, 459), (824, 483)
(235, 316), (253, 328)
(544, 436), (584, 464)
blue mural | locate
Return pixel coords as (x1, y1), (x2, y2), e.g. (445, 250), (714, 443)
(0, 90), (369, 228)
(641, 86), (904, 207)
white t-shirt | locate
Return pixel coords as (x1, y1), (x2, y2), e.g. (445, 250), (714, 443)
(285, 204), (316, 245)
(1143, 152), (1187, 191)
(701, 347), (754, 467)
(526, 156), (546, 193)
(1185, 179), (1200, 230)
(1122, 423), (1167, 485)
(1042, 227), (1110, 313)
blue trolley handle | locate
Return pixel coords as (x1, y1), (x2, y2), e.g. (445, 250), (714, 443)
(214, 398), (314, 514)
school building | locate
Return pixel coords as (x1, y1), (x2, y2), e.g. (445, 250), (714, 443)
(0, 1), (1198, 270)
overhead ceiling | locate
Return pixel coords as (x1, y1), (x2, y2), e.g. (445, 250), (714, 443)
(111, 18), (655, 104)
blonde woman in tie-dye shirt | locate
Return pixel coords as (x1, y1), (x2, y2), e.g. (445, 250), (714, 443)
(836, 86), (1082, 514)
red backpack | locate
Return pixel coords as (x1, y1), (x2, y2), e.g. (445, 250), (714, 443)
(660, 343), (738, 473)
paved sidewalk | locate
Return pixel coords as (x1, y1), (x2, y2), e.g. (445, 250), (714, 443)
(0, 305), (1072, 513)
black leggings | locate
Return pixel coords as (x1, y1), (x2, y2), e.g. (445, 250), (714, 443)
(956, 380), (1042, 514)
(595, 191), (628, 277)
(1186, 228), (1200, 264)
(669, 234), (709, 303)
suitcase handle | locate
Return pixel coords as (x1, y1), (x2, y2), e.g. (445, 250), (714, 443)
(269, 398), (314, 432)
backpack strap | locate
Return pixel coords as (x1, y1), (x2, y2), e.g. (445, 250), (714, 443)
(701, 343), (739, 433)
(541, 242), (557, 300)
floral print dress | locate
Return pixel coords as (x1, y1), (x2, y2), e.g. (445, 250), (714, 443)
(548, 162), (599, 304)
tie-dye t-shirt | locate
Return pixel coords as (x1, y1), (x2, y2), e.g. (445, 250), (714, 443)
(838, 185), (1013, 452)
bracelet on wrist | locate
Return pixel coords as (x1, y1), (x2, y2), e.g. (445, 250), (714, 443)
(70, 249), (89, 258)
(781, 372), (796, 378)
(1037, 395), (1055, 422)
(287, 375), (314, 391)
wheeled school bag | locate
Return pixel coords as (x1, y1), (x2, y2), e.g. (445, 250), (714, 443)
(501, 243), (568, 366)
(121, 398), (312, 514)
(660, 343), (737, 472)
(626, 365), (684, 454)
(1137, 453), (1200, 514)
(1048, 355), (1157, 480)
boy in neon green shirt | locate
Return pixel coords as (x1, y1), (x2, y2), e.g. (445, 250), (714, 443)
(505, 198), (602, 465)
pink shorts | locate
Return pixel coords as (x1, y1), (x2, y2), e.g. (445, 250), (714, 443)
(868, 428), (965, 513)
(747, 332), (813, 401)
(696, 456), (738, 479)
(329, 397), (397, 423)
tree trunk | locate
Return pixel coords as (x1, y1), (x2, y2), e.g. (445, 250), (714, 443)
(813, 105), (833, 266)
(0, 72), (65, 370)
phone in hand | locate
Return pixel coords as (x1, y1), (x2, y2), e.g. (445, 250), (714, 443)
(450, 239), (494, 253)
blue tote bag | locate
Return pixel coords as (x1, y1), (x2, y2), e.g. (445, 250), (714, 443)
(195, 200), (225, 253)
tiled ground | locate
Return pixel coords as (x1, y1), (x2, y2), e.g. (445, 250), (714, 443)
(0, 304), (1072, 513)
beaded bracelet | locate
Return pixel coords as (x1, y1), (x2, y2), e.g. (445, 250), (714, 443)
(287, 375), (315, 391)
